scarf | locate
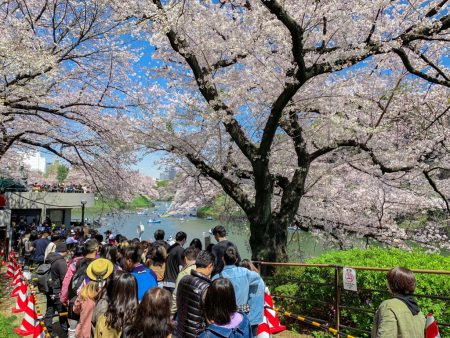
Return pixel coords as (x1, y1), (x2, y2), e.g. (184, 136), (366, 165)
(394, 294), (420, 315)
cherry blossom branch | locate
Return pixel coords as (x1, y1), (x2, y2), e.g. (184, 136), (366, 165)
(152, 0), (258, 162)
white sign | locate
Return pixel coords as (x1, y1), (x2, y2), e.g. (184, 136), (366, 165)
(343, 267), (357, 291)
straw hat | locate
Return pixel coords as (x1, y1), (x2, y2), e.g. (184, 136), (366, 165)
(86, 258), (114, 282)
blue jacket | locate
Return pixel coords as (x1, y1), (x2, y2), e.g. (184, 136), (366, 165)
(213, 265), (263, 325)
(248, 278), (265, 326)
(131, 264), (158, 301)
(199, 313), (252, 338)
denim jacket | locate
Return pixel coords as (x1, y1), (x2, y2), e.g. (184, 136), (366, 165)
(213, 265), (263, 326)
(199, 313), (252, 338)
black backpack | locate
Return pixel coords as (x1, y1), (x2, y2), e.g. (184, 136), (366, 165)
(68, 259), (90, 302)
(34, 263), (58, 294)
(34, 263), (52, 293)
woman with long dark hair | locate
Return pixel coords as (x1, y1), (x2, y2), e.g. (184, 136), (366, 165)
(100, 244), (121, 270)
(122, 288), (173, 338)
(94, 272), (138, 338)
(200, 278), (252, 338)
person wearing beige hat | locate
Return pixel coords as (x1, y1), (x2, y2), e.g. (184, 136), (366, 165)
(74, 259), (114, 338)
(86, 259), (114, 285)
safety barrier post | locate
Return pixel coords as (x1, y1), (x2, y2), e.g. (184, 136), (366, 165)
(334, 265), (341, 337)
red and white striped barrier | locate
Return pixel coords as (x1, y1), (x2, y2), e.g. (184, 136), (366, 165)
(256, 289), (286, 337)
(14, 293), (39, 336)
(11, 278), (24, 297)
(12, 283), (29, 313)
(33, 320), (46, 338)
(426, 314), (441, 338)
(11, 269), (22, 286)
(4, 261), (17, 278)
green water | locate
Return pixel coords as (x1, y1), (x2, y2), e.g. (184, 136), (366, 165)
(72, 202), (370, 261)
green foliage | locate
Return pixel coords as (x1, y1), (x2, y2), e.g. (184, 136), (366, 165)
(156, 179), (169, 188)
(46, 160), (69, 182)
(128, 195), (153, 208)
(56, 164), (69, 183)
(270, 248), (450, 337)
(197, 194), (243, 218)
(0, 314), (20, 338)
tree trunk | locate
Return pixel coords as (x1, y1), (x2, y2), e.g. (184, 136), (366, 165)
(249, 217), (289, 263)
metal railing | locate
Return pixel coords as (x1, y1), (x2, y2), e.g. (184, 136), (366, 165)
(254, 261), (450, 337)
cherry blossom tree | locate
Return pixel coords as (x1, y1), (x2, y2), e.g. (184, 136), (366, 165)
(0, 0), (141, 195)
(129, 0), (450, 261)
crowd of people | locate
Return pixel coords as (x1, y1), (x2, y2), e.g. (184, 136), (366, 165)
(16, 223), (428, 338)
(18, 225), (266, 338)
(31, 182), (92, 193)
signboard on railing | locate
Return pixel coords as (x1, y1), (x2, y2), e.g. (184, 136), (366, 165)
(343, 267), (358, 291)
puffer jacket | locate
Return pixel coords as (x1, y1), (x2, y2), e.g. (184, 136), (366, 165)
(175, 270), (211, 338)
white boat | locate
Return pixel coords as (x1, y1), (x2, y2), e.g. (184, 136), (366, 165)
(148, 219), (162, 224)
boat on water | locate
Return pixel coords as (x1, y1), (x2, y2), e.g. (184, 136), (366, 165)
(148, 219), (162, 224)
(207, 216), (214, 220)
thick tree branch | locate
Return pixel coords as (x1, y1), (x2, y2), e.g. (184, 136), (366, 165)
(310, 140), (415, 174)
(392, 48), (450, 87)
(279, 110), (309, 166)
(423, 169), (450, 214)
(183, 151), (255, 214)
(258, 0), (308, 157)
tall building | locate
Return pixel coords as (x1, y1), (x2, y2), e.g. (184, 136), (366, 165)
(160, 166), (177, 180)
(23, 152), (46, 173)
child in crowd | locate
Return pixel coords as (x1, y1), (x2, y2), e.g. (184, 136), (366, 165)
(74, 258), (114, 338)
(73, 281), (98, 338)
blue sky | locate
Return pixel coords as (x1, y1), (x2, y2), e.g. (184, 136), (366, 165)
(133, 151), (164, 178)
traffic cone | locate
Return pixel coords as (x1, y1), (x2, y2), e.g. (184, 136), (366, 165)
(4, 260), (17, 278)
(263, 288), (286, 334)
(426, 314), (441, 338)
(11, 268), (22, 286)
(14, 293), (38, 336)
(256, 322), (271, 337)
(9, 248), (16, 261)
(34, 320), (48, 338)
(11, 278), (25, 297)
(12, 283), (28, 313)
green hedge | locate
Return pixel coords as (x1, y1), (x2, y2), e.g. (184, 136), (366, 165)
(270, 248), (450, 337)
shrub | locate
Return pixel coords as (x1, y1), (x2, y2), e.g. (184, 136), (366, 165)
(269, 248), (450, 337)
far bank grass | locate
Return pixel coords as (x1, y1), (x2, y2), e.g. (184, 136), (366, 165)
(72, 195), (154, 217)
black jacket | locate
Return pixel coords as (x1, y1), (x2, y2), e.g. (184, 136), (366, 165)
(175, 270), (211, 338)
(164, 243), (184, 284)
(46, 252), (67, 294)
